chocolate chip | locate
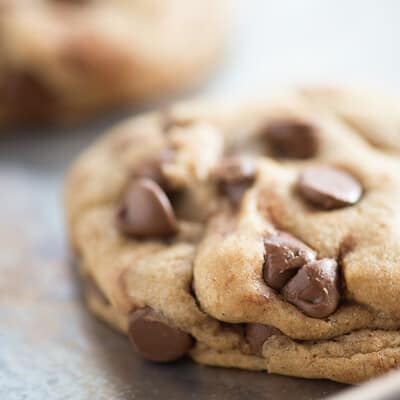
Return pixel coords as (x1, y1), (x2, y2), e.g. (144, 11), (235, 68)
(1, 71), (56, 122)
(128, 308), (193, 362)
(298, 166), (362, 209)
(116, 178), (178, 237)
(214, 156), (256, 183)
(282, 259), (340, 318)
(223, 183), (249, 206)
(214, 157), (256, 206)
(135, 151), (174, 192)
(245, 323), (282, 354)
(264, 119), (319, 159)
(263, 232), (316, 290)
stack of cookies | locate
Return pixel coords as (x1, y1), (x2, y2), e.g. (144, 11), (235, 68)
(4, 0), (400, 388)
(65, 86), (400, 384)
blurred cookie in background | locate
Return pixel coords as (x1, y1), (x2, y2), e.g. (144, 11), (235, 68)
(0, 0), (229, 126)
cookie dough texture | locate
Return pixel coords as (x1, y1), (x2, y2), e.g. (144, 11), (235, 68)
(0, 0), (228, 125)
(65, 86), (400, 384)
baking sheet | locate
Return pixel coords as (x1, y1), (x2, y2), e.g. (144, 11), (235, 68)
(0, 126), (347, 399)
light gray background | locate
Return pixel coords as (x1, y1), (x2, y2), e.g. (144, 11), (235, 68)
(211, 0), (400, 98)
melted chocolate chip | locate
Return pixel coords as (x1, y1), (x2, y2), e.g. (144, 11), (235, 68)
(116, 178), (178, 237)
(263, 232), (316, 290)
(298, 166), (362, 209)
(135, 151), (174, 192)
(282, 259), (340, 318)
(128, 308), (193, 362)
(214, 156), (256, 183)
(223, 182), (251, 206)
(245, 323), (282, 354)
(1, 71), (56, 122)
(214, 157), (257, 206)
(264, 120), (319, 159)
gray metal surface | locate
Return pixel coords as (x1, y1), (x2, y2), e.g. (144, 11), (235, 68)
(0, 128), (345, 399)
(327, 371), (400, 400)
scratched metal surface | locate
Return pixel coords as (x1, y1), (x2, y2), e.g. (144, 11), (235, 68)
(0, 126), (347, 400)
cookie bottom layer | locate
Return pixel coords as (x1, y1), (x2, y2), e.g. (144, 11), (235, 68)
(81, 264), (400, 384)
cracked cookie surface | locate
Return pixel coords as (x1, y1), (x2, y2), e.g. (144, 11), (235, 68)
(65, 86), (400, 384)
(0, 0), (227, 125)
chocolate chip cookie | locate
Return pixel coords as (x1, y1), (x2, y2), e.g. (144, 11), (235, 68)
(65, 87), (400, 384)
(0, 0), (228, 125)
